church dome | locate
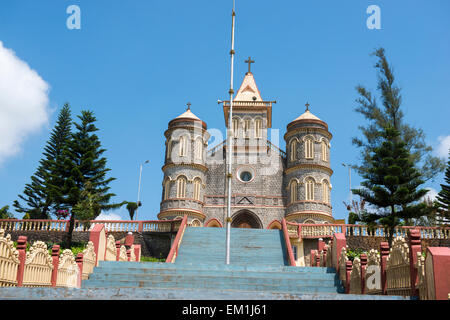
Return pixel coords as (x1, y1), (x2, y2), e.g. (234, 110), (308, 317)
(168, 104), (207, 130)
(287, 104), (328, 131)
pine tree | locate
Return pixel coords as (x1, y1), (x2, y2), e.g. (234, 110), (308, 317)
(436, 150), (450, 224)
(0, 206), (14, 219)
(63, 110), (118, 245)
(352, 127), (429, 245)
(13, 104), (72, 219)
(353, 48), (445, 182)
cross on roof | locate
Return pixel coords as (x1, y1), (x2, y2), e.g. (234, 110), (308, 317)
(186, 102), (191, 110)
(305, 102), (310, 111)
(245, 56), (255, 73)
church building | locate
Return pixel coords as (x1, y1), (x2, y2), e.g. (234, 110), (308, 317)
(157, 60), (334, 230)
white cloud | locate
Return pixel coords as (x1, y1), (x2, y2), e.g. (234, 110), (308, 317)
(423, 187), (439, 202)
(436, 135), (450, 158)
(0, 41), (50, 165)
(95, 212), (123, 221)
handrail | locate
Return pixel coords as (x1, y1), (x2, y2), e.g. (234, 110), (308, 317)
(0, 219), (181, 233)
(283, 222), (450, 240)
(282, 219), (296, 266)
(165, 215), (188, 263)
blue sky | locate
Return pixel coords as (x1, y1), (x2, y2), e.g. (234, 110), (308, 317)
(0, 0), (449, 222)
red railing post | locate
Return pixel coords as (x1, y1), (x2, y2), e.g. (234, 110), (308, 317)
(310, 249), (316, 267)
(345, 260), (352, 294)
(165, 215), (188, 263)
(138, 221), (143, 232)
(51, 245), (60, 287)
(333, 233), (346, 273)
(16, 236), (27, 287)
(115, 241), (121, 261)
(322, 246), (327, 267)
(76, 253), (83, 288)
(426, 247), (450, 300)
(318, 239), (325, 252)
(315, 251), (321, 267)
(360, 253), (368, 294)
(125, 232), (134, 247)
(281, 219), (296, 266)
(408, 229), (421, 297)
(380, 241), (389, 295)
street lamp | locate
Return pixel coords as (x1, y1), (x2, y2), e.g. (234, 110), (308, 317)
(342, 163), (352, 201)
(136, 160), (150, 221)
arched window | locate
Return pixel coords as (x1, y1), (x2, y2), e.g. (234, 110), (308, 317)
(290, 180), (298, 203)
(323, 180), (330, 203)
(194, 138), (203, 160)
(179, 136), (188, 157)
(176, 176), (186, 198)
(305, 178), (315, 200)
(305, 138), (314, 159)
(255, 119), (262, 138)
(193, 178), (202, 201)
(166, 140), (172, 160)
(244, 119), (251, 138)
(232, 118), (240, 138)
(164, 179), (170, 200)
(321, 140), (328, 162)
(290, 140), (297, 162)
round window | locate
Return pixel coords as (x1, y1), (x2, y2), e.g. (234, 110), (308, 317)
(240, 171), (252, 182)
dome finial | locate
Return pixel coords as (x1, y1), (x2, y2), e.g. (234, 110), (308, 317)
(186, 102), (191, 111)
(305, 102), (310, 111)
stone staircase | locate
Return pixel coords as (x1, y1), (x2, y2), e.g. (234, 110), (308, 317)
(0, 227), (410, 299)
(80, 227), (407, 299)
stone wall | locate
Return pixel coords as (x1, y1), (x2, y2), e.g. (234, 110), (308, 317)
(6, 230), (176, 259)
(346, 235), (450, 251)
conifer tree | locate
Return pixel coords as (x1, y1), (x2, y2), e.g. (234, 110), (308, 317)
(63, 110), (118, 245)
(353, 48), (445, 182)
(352, 127), (429, 245)
(0, 206), (14, 219)
(436, 150), (450, 223)
(13, 104), (72, 219)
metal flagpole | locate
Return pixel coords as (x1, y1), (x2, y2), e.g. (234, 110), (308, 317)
(225, 0), (236, 265)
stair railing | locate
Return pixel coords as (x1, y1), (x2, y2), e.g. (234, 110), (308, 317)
(165, 215), (188, 263)
(281, 219), (296, 266)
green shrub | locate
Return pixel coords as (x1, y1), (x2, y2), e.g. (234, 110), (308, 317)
(140, 256), (165, 262)
(346, 248), (366, 261)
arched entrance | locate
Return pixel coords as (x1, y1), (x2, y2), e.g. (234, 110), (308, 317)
(231, 210), (262, 229)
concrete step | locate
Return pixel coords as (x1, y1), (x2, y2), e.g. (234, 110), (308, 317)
(0, 287), (412, 300)
(97, 261), (336, 274)
(82, 278), (342, 293)
(88, 271), (339, 284)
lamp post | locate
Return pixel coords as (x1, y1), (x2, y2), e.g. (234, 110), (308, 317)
(136, 160), (149, 221)
(342, 163), (352, 201)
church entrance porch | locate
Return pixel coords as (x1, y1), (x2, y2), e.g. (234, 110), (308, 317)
(231, 210), (263, 229)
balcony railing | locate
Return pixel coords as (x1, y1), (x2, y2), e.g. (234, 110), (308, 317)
(0, 219), (182, 233)
(285, 222), (450, 239)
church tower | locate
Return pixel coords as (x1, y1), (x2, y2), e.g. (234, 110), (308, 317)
(158, 104), (210, 226)
(284, 104), (333, 223)
(204, 59), (285, 229)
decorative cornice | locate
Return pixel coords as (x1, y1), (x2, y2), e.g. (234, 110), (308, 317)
(161, 198), (205, 206)
(285, 211), (334, 223)
(162, 162), (208, 172)
(284, 127), (332, 141)
(168, 117), (207, 130)
(285, 163), (333, 176)
(287, 119), (329, 132)
(287, 200), (333, 209)
(158, 209), (206, 220)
